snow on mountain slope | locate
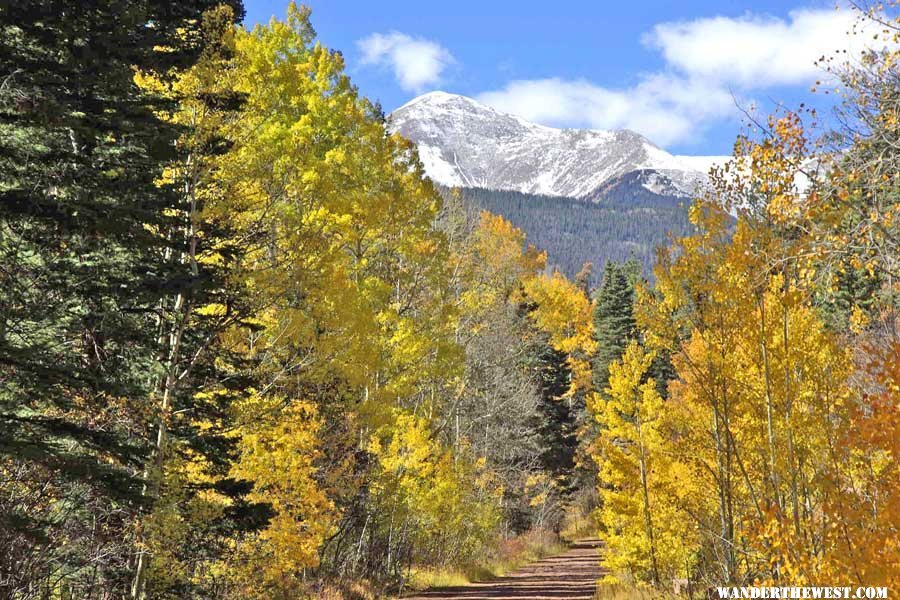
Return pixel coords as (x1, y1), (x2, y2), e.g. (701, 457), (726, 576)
(388, 91), (730, 199)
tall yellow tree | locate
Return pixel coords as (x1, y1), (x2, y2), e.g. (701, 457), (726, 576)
(592, 341), (695, 586)
(228, 396), (335, 598)
(203, 3), (475, 586)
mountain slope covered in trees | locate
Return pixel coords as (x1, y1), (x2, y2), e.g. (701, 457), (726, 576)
(451, 186), (694, 283)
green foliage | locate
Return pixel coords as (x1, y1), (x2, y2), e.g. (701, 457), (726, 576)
(529, 337), (578, 496)
(0, 1), (242, 596)
(450, 187), (694, 286)
(592, 260), (641, 391)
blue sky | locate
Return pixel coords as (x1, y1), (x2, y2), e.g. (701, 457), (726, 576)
(242, 1), (873, 155)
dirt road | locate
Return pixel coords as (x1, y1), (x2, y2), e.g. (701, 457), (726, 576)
(403, 539), (601, 599)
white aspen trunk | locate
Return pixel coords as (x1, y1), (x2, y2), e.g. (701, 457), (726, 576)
(636, 414), (660, 585)
(131, 154), (200, 600)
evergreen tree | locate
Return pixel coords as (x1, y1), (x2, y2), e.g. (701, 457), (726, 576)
(518, 297), (579, 513)
(0, 1), (242, 595)
(531, 337), (578, 489)
(591, 260), (640, 392)
(448, 186), (696, 286)
(817, 255), (882, 332)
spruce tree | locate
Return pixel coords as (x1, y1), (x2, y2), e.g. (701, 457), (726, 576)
(817, 255), (882, 332)
(591, 260), (640, 392)
(533, 341), (578, 486)
(0, 1), (241, 595)
(591, 260), (675, 398)
(520, 298), (579, 509)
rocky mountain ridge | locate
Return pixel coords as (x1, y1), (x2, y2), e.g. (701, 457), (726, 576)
(388, 91), (729, 200)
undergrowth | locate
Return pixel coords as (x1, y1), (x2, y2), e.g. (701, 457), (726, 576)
(403, 528), (567, 593)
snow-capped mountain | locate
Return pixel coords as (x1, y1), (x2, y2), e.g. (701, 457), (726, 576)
(388, 91), (729, 200)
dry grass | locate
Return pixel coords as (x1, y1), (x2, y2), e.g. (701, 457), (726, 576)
(594, 580), (697, 600)
(404, 529), (567, 592)
(404, 568), (471, 590)
(321, 530), (574, 598)
(315, 580), (379, 600)
(594, 583), (668, 600)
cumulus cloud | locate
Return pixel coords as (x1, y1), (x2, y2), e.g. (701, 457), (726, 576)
(477, 75), (735, 147)
(357, 32), (454, 92)
(476, 6), (895, 146)
(644, 7), (874, 88)
(360, 7), (895, 146)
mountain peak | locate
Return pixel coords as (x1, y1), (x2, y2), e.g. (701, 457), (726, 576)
(401, 90), (468, 104)
(388, 92), (728, 198)
(393, 91), (534, 128)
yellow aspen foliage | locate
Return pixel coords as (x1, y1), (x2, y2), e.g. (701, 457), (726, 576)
(367, 411), (503, 566)
(140, 445), (234, 594)
(134, 4), (471, 589)
(662, 276), (853, 583)
(524, 272), (597, 395)
(635, 110), (873, 586)
(524, 472), (564, 529)
(473, 211), (547, 285)
(456, 211), (546, 320)
(229, 396), (335, 597)
(212, 3), (461, 419)
(591, 342), (695, 586)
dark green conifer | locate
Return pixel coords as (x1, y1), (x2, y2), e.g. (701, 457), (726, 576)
(591, 260), (640, 392)
(0, 1), (242, 594)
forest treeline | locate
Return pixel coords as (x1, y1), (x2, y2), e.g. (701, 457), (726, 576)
(0, 1), (898, 599)
(450, 184), (694, 285)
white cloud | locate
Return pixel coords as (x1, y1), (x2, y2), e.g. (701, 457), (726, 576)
(357, 31), (454, 92)
(476, 6), (896, 146)
(644, 7), (875, 88)
(477, 75), (735, 147)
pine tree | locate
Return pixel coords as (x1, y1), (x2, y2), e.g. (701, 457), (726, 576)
(518, 269), (598, 525)
(817, 255), (882, 332)
(591, 260), (640, 391)
(526, 325), (578, 496)
(127, 7), (265, 598)
(0, 1), (242, 595)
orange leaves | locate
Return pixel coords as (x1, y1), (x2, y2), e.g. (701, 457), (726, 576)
(822, 343), (900, 588)
(473, 211), (546, 287)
